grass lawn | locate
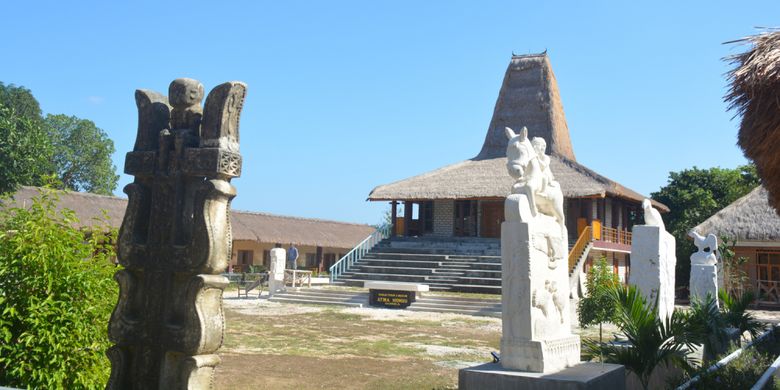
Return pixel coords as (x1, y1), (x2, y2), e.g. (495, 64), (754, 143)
(214, 298), (501, 389)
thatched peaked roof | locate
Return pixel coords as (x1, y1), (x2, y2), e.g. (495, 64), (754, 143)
(694, 186), (780, 241)
(369, 53), (667, 211)
(5, 187), (375, 249)
(727, 31), (780, 215)
(477, 53), (575, 160)
(368, 154), (669, 211)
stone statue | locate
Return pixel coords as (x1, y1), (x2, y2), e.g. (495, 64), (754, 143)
(688, 230), (719, 305)
(500, 127), (579, 373)
(629, 199), (677, 321)
(642, 198), (665, 231)
(504, 127), (564, 228)
(107, 79), (247, 389)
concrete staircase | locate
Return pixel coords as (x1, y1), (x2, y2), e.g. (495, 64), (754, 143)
(267, 288), (501, 317)
(336, 237), (502, 294)
(268, 289), (367, 307)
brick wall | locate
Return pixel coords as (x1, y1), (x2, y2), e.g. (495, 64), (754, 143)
(432, 200), (454, 237)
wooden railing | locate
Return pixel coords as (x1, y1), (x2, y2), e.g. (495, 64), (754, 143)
(599, 226), (632, 246)
(568, 226), (592, 272)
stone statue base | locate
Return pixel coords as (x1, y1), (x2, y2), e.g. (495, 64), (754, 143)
(500, 214), (579, 374)
(629, 225), (676, 321)
(459, 362), (625, 390)
(501, 335), (581, 373)
(690, 264), (718, 305)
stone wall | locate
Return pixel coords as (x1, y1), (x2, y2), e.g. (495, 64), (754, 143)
(432, 200), (454, 237)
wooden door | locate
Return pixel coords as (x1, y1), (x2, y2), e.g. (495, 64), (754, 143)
(454, 200), (476, 237)
(480, 202), (503, 238)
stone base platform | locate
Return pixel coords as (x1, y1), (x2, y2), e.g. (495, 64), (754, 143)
(459, 362), (625, 390)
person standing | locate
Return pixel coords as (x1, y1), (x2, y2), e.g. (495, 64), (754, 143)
(287, 244), (299, 270)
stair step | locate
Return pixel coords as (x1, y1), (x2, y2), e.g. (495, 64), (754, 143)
(406, 306), (501, 318)
(268, 296), (365, 308)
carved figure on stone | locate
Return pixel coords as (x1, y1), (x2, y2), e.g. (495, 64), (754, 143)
(169, 78), (205, 132)
(108, 79), (247, 390)
(642, 198), (665, 231)
(504, 127), (564, 228)
(689, 230), (718, 266)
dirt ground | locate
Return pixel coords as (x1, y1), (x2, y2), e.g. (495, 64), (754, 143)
(215, 298), (500, 389)
(214, 296), (780, 389)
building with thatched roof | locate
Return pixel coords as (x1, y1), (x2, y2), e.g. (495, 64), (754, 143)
(727, 30), (780, 216)
(694, 185), (780, 304)
(368, 53), (668, 281)
(5, 187), (375, 272)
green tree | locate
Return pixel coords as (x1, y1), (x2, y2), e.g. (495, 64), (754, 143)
(651, 165), (760, 288)
(578, 257), (619, 343)
(0, 106), (54, 193)
(44, 114), (118, 194)
(0, 190), (117, 388)
(0, 82), (43, 122)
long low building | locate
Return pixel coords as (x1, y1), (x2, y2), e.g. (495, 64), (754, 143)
(6, 187), (376, 273)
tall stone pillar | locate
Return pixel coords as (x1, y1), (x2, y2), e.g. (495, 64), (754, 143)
(688, 231), (719, 305)
(629, 224), (677, 321)
(269, 248), (286, 296)
(107, 78), (247, 389)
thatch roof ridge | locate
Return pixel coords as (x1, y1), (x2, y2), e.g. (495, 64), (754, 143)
(694, 185), (780, 241)
(476, 53), (576, 161)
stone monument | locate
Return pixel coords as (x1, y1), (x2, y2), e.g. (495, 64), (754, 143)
(459, 127), (624, 389)
(107, 78), (247, 389)
(269, 247), (286, 296)
(628, 199), (677, 321)
(500, 127), (579, 373)
(688, 230), (719, 305)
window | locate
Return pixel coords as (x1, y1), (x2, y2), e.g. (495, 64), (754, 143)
(237, 250), (253, 265)
(263, 250), (270, 266)
(757, 252), (780, 282)
(306, 253), (316, 267)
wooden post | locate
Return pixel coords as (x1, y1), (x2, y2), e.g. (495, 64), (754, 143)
(391, 201), (397, 237)
(404, 201), (412, 237)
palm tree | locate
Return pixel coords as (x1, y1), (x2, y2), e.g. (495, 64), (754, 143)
(720, 290), (763, 341)
(686, 294), (728, 364)
(587, 285), (697, 390)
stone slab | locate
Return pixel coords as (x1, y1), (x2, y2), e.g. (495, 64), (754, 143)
(363, 281), (429, 292)
(459, 362), (625, 390)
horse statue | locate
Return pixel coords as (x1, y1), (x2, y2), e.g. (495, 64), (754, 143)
(505, 126), (565, 227)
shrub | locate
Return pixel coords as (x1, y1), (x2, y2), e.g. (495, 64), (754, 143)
(578, 257), (619, 343)
(0, 190), (117, 388)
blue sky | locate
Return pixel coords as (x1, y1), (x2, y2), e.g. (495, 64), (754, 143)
(1, 1), (777, 225)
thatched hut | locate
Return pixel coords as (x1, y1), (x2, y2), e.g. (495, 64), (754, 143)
(694, 185), (780, 304)
(368, 53), (668, 280)
(727, 30), (780, 214)
(6, 187), (376, 272)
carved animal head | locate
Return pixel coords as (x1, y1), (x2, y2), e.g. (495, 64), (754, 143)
(642, 198), (652, 210)
(505, 126), (536, 179)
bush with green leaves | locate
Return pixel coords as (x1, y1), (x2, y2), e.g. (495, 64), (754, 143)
(578, 257), (620, 343)
(0, 190), (118, 388)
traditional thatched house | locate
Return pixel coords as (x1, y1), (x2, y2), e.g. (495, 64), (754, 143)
(694, 185), (780, 304)
(5, 187), (375, 272)
(727, 31), (780, 215)
(368, 53), (669, 281)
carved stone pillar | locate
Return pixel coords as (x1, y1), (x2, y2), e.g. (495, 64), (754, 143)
(107, 78), (247, 389)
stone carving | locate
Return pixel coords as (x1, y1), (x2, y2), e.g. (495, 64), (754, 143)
(689, 230), (719, 305)
(107, 78), (247, 389)
(500, 127), (579, 373)
(642, 198), (665, 231)
(269, 248), (286, 296)
(628, 201), (676, 321)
